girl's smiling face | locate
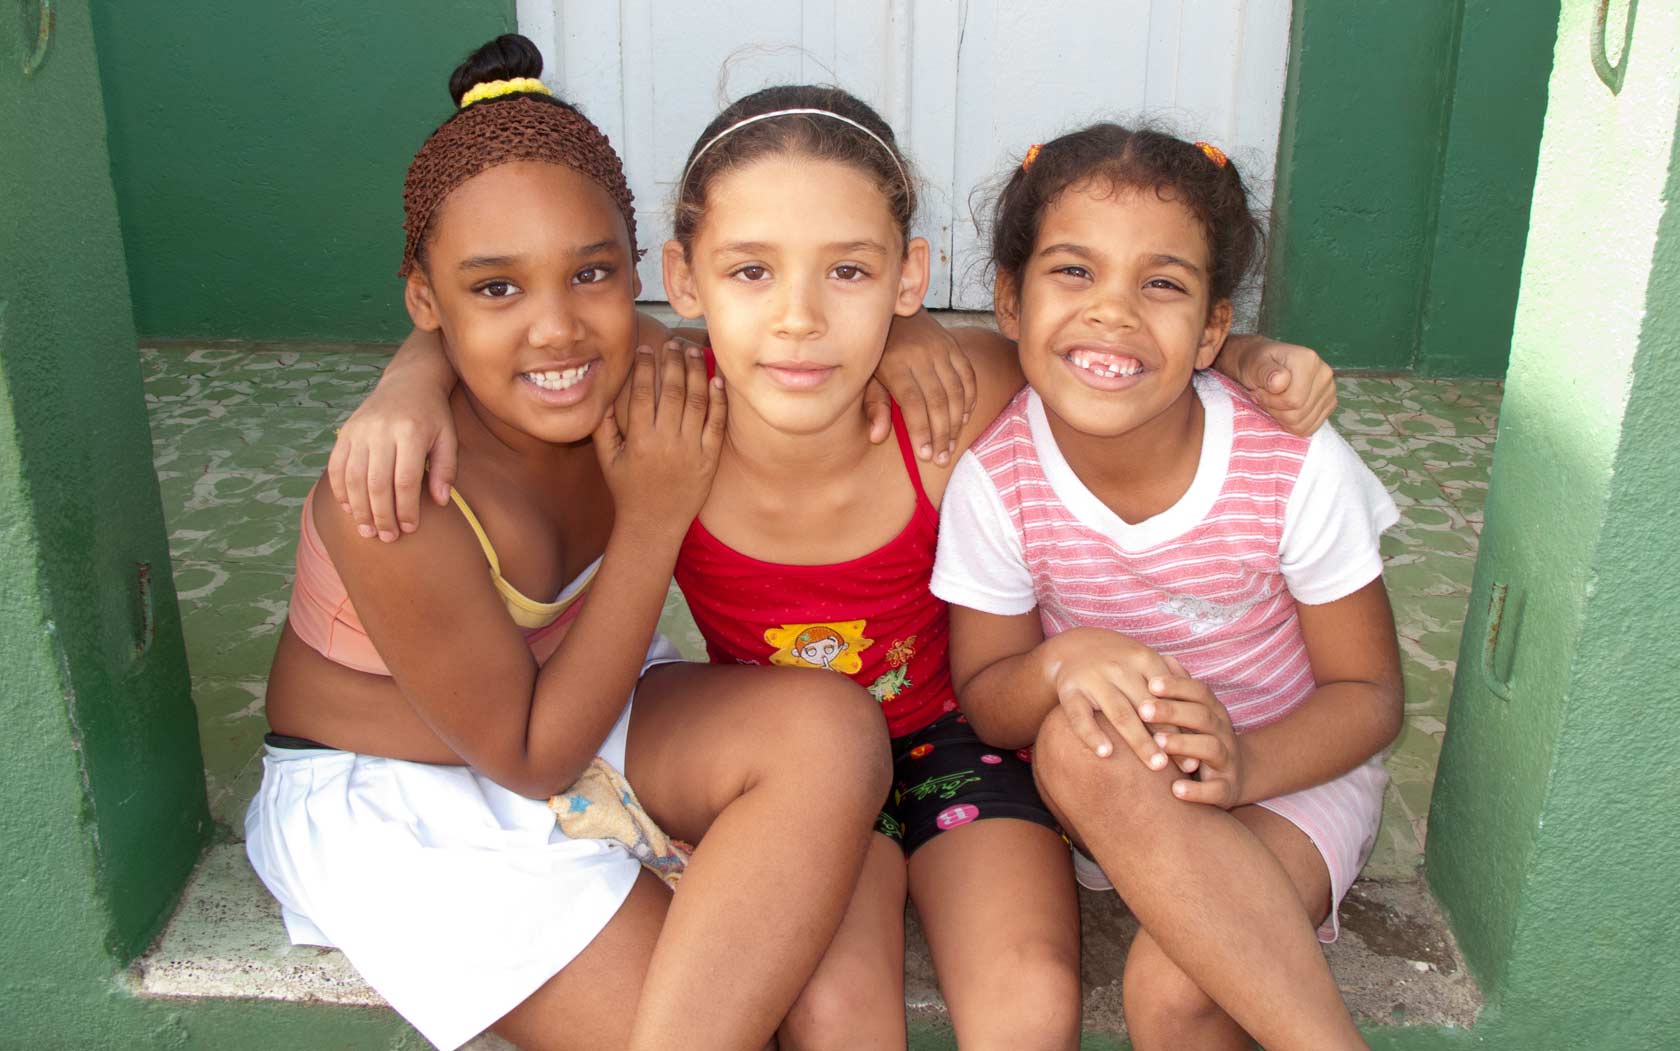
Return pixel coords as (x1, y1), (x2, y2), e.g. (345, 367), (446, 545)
(663, 155), (929, 437)
(997, 180), (1232, 439)
(406, 160), (640, 446)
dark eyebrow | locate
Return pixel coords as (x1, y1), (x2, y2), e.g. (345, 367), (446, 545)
(1038, 243), (1203, 275)
(713, 240), (890, 257)
(457, 240), (625, 272)
(1146, 252), (1203, 274)
(1038, 242), (1095, 261)
(459, 254), (520, 271)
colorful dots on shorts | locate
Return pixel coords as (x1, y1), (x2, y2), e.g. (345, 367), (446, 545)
(1017, 748), (1034, 763)
(936, 804), (979, 830)
(910, 743), (934, 759)
(980, 753), (1003, 765)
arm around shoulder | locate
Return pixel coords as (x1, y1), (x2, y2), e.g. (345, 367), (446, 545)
(946, 325), (1025, 444)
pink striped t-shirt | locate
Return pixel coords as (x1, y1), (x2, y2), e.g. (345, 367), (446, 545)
(930, 370), (1399, 941)
(931, 370), (1396, 731)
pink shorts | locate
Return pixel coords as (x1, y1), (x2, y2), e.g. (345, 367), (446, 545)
(1256, 756), (1388, 942)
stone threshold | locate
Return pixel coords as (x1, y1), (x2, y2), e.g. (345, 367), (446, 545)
(134, 844), (1482, 1046)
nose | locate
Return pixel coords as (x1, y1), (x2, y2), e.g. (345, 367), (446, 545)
(773, 273), (825, 341)
(1085, 280), (1140, 332)
(528, 289), (585, 349)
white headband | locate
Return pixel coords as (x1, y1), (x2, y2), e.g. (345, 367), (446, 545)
(679, 107), (909, 197)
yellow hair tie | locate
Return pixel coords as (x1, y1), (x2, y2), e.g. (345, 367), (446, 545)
(1022, 144), (1043, 171)
(1194, 141), (1228, 168)
(459, 77), (553, 109)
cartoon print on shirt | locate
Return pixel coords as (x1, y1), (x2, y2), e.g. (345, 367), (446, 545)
(765, 620), (874, 675)
(867, 635), (918, 703)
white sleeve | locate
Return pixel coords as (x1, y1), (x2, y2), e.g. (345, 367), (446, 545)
(1279, 426), (1401, 605)
(931, 452), (1037, 616)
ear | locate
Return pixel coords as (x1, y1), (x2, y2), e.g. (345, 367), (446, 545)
(1196, 299), (1234, 370)
(631, 264), (643, 299)
(661, 240), (705, 320)
(993, 270), (1022, 342)
(893, 236), (933, 317)
(405, 271), (443, 332)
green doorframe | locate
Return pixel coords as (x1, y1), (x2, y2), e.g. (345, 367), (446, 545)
(1263, 0), (1558, 377)
(1, 0), (209, 1036)
(1426, 1), (1680, 1047)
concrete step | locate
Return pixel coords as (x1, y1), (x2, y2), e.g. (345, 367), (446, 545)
(136, 844), (1481, 1046)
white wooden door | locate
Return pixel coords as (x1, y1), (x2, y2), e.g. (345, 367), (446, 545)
(518, 0), (1290, 309)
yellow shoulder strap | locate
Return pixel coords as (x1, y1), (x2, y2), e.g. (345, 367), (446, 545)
(447, 487), (502, 576)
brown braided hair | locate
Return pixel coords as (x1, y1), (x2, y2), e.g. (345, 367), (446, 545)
(400, 35), (638, 277)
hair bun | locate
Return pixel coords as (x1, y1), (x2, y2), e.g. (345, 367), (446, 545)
(449, 34), (545, 107)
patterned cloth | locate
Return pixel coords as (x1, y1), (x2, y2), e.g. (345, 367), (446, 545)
(550, 757), (691, 888)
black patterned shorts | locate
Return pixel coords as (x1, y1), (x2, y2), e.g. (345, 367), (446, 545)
(875, 711), (1060, 855)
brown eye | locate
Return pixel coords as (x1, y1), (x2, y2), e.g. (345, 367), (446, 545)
(478, 280), (519, 298)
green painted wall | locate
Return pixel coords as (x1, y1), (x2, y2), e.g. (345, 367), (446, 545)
(1414, 2), (1559, 377)
(89, 0), (515, 343)
(1427, 3), (1680, 1048)
(1, 2), (218, 1042)
(1263, 0), (1556, 376)
(1, 0), (208, 989)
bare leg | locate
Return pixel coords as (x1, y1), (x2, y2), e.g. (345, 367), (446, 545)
(490, 871), (670, 1050)
(622, 663), (892, 1051)
(1121, 808), (1334, 1051)
(1032, 708), (1365, 1051)
(779, 833), (910, 1051)
(909, 819), (1082, 1050)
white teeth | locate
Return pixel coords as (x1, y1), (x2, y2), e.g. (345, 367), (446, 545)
(523, 362), (594, 391)
(1068, 350), (1141, 378)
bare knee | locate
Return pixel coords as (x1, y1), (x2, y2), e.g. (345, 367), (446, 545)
(1032, 707), (1169, 831)
(1122, 942), (1224, 1037)
(951, 935), (1081, 1042)
(781, 963), (903, 1050)
(756, 669), (891, 806)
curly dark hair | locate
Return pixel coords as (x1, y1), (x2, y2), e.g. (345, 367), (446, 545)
(673, 84), (916, 252)
(988, 123), (1264, 308)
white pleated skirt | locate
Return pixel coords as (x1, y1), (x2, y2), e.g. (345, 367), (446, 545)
(245, 636), (683, 1050)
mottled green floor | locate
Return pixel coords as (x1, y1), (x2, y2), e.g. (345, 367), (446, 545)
(142, 345), (1498, 877)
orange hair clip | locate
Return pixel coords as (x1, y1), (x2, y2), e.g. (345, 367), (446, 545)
(1194, 141), (1228, 168)
(1022, 143), (1042, 171)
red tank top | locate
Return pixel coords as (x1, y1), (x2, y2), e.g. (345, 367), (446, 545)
(675, 402), (956, 737)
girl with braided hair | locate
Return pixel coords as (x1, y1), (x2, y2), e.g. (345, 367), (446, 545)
(246, 35), (890, 1050)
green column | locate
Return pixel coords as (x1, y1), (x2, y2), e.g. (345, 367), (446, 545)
(1427, 3), (1680, 1047)
(0, 0), (208, 1039)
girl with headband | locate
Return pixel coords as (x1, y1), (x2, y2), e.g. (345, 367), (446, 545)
(342, 81), (1340, 1045)
(932, 123), (1401, 1049)
(245, 36), (892, 1051)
